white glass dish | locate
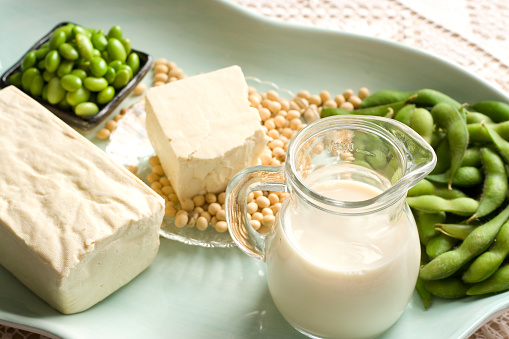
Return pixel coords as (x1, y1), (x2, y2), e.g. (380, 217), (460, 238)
(0, 0), (509, 338)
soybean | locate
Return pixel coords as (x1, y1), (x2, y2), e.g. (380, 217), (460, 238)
(46, 77), (66, 105)
(419, 203), (509, 280)
(76, 33), (94, 60)
(75, 102), (99, 117)
(463, 221), (509, 283)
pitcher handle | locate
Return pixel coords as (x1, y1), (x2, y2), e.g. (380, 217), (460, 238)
(225, 165), (287, 261)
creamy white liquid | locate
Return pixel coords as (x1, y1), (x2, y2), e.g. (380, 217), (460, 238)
(266, 179), (420, 339)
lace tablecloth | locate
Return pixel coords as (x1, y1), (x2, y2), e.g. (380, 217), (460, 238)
(1, 1), (508, 338)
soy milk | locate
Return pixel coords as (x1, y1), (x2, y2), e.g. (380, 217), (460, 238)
(265, 179), (420, 339)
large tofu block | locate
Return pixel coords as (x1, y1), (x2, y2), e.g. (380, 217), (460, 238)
(0, 86), (165, 314)
(145, 65), (267, 201)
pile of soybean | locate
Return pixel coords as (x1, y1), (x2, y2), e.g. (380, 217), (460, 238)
(322, 90), (509, 309)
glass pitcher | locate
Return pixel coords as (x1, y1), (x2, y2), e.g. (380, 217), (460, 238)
(225, 115), (436, 339)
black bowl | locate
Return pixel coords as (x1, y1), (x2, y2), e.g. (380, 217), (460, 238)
(0, 22), (152, 132)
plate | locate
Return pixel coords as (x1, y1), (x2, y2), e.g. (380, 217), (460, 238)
(0, 22), (152, 132)
(1, 0), (509, 338)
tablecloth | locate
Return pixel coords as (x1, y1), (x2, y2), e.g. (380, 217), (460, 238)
(1, 0), (508, 338)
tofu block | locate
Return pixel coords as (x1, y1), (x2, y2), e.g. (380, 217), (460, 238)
(145, 65), (268, 201)
(0, 86), (165, 314)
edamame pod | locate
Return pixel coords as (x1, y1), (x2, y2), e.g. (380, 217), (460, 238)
(471, 101), (509, 123)
(406, 195), (479, 216)
(483, 123), (509, 164)
(467, 148), (507, 222)
(360, 89), (461, 110)
(419, 203), (509, 280)
(461, 147), (482, 167)
(393, 104), (416, 126)
(426, 233), (459, 258)
(436, 223), (476, 240)
(467, 264), (509, 295)
(416, 211), (446, 245)
(409, 108), (434, 144)
(426, 166), (484, 188)
(466, 111), (494, 124)
(463, 221), (509, 283)
(431, 103), (469, 189)
(468, 121), (509, 143)
(424, 278), (469, 298)
(429, 138), (450, 175)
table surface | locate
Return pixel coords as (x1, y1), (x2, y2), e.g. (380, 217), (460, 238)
(1, 0), (508, 338)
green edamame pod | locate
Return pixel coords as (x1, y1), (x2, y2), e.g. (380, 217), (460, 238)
(410, 108), (434, 144)
(426, 233), (459, 258)
(393, 104), (416, 126)
(408, 179), (435, 197)
(406, 195), (479, 216)
(320, 107), (351, 118)
(467, 148), (507, 222)
(461, 147), (482, 167)
(468, 121), (509, 143)
(76, 33), (94, 60)
(419, 203), (509, 280)
(360, 89), (461, 110)
(436, 223), (476, 240)
(430, 137), (450, 175)
(463, 221), (509, 283)
(415, 246), (432, 309)
(431, 103), (469, 189)
(466, 111), (494, 124)
(416, 211), (446, 245)
(483, 123), (509, 164)
(426, 166), (484, 188)
(471, 101), (509, 123)
(423, 278), (469, 298)
(467, 264), (509, 295)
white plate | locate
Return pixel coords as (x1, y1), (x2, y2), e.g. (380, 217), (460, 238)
(1, 0), (509, 338)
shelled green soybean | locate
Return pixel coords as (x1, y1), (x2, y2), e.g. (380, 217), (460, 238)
(322, 91), (509, 308)
(8, 23), (141, 117)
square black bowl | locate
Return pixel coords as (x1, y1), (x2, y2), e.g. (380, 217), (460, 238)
(0, 22), (152, 132)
